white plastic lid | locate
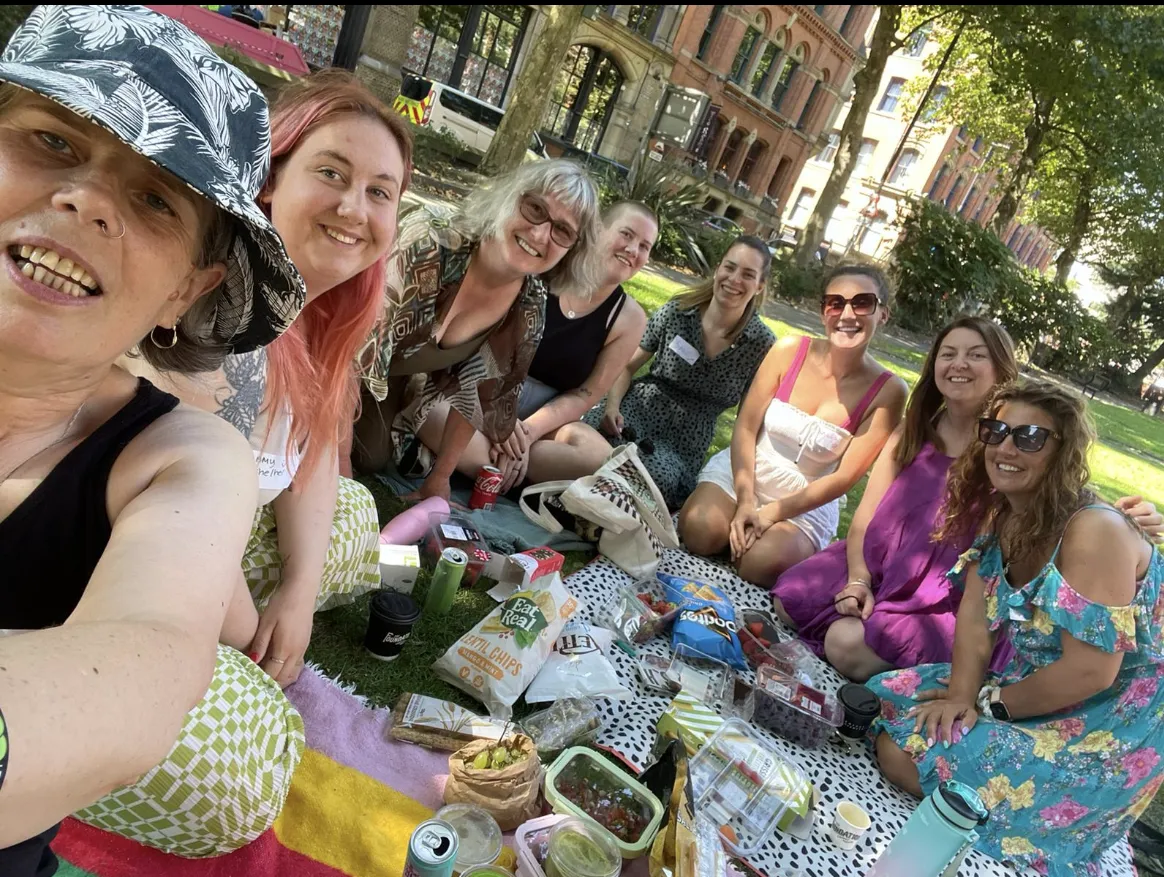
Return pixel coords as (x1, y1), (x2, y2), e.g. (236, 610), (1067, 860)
(688, 718), (812, 857)
(436, 804), (503, 872)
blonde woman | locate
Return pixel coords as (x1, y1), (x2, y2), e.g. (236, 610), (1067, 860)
(538, 235), (775, 510)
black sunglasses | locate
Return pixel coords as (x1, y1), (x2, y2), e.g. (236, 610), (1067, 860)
(518, 194), (578, 248)
(821, 292), (881, 317)
(978, 418), (1061, 453)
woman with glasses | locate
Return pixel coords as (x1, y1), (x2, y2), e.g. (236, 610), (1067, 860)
(871, 379), (1164, 877)
(542, 235), (776, 511)
(350, 159), (602, 502)
(679, 265), (907, 586)
(771, 316), (1160, 681)
(413, 201), (655, 494)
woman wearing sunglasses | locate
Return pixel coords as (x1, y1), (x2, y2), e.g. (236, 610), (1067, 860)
(350, 159), (602, 501)
(680, 265), (907, 586)
(870, 379), (1164, 877)
(771, 316), (1160, 681)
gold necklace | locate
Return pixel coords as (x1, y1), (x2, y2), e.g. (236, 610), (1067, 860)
(0, 402), (85, 485)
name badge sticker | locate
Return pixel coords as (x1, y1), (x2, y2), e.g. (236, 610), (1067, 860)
(668, 335), (700, 365)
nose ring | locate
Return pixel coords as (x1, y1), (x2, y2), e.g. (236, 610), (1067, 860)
(97, 219), (125, 239)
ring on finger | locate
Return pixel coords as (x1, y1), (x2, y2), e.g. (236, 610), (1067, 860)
(267, 657), (287, 664)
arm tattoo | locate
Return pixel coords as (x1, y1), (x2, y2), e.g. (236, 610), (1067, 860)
(216, 348), (267, 439)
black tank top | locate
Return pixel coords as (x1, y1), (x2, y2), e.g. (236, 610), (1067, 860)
(528, 287), (627, 392)
(0, 378), (179, 629)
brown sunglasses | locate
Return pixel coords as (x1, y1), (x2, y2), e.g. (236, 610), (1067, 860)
(821, 292), (881, 317)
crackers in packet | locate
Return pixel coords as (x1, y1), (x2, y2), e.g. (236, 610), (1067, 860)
(643, 740), (711, 877)
(657, 573), (746, 671)
(433, 573), (579, 718)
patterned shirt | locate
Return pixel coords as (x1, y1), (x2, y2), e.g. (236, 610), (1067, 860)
(358, 206), (547, 443)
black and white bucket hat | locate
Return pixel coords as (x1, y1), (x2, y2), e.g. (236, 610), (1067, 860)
(0, 4), (305, 353)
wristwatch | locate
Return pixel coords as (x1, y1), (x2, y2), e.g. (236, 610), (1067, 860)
(977, 684), (1011, 721)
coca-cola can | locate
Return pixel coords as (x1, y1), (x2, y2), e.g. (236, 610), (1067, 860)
(469, 465), (503, 510)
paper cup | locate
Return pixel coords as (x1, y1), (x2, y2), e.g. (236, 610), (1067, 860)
(829, 801), (871, 850)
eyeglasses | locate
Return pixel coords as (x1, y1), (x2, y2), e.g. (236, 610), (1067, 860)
(977, 418), (1061, 453)
(518, 194), (578, 248)
(821, 292), (881, 317)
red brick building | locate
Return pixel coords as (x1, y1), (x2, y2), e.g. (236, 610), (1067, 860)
(664, 5), (876, 236)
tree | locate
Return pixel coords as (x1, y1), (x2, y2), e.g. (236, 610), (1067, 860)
(795, 6), (956, 267)
(0, 6), (33, 46)
(478, 5), (584, 177)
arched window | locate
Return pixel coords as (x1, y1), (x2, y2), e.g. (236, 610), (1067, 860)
(731, 26), (762, 84)
(797, 75), (827, 131)
(543, 44), (624, 152)
(697, 5), (724, 60)
(751, 29), (786, 95)
(959, 184), (980, 216)
(739, 140), (767, 186)
(768, 156), (792, 198)
(771, 43), (806, 113)
(887, 149), (919, 185)
(944, 175), (966, 209)
(717, 129), (746, 174)
(927, 164), (950, 199)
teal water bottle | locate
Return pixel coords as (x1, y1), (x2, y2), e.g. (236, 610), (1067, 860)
(867, 781), (989, 877)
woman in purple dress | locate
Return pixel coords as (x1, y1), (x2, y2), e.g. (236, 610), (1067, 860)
(771, 316), (1161, 680)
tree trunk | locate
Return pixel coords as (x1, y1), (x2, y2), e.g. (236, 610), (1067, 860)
(795, 6), (904, 267)
(1131, 337), (1164, 385)
(990, 94), (1055, 236)
(479, 6), (584, 177)
(1053, 171), (1093, 284)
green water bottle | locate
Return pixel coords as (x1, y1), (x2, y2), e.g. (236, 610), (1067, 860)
(425, 547), (467, 615)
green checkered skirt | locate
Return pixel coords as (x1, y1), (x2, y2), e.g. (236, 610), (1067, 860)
(74, 478), (380, 856)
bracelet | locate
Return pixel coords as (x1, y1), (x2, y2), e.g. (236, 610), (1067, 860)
(846, 577), (872, 588)
(0, 705), (8, 794)
(833, 594), (860, 607)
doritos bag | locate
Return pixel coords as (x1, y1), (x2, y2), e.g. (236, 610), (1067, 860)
(658, 574), (747, 671)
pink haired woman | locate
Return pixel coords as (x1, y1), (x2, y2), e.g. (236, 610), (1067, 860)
(128, 71), (412, 686)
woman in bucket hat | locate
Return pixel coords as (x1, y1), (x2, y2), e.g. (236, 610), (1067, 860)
(0, 5), (306, 872)
(126, 71), (414, 690)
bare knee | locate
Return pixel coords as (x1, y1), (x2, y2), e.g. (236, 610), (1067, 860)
(678, 498), (730, 556)
(823, 617), (894, 681)
(737, 525), (814, 585)
(876, 732), (923, 798)
(770, 594), (795, 629)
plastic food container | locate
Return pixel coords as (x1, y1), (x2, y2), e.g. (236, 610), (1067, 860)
(595, 584), (668, 647)
(521, 698), (604, 756)
(689, 719), (813, 857)
(544, 747), (665, 859)
(515, 815), (569, 877)
(749, 665), (844, 749)
(738, 610), (793, 673)
(436, 804), (504, 876)
(666, 644), (736, 713)
(544, 817), (622, 877)
(424, 512), (491, 587)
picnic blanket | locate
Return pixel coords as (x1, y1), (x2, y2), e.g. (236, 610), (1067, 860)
(563, 550), (1138, 877)
(55, 668), (449, 877)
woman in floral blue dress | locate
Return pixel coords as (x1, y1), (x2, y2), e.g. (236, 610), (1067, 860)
(869, 379), (1164, 877)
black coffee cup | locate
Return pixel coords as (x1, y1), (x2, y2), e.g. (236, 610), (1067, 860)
(364, 590), (420, 662)
(837, 683), (881, 739)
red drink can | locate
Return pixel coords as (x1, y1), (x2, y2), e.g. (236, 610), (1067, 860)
(469, 465), (503, 510)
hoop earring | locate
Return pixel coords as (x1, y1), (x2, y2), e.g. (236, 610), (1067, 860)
(150, 320), (179, 349)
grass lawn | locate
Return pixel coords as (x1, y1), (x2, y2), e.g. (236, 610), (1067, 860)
(308, 267), (1164, 860)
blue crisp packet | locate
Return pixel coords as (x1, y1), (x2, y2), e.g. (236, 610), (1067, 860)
(657, 573), (747, 671)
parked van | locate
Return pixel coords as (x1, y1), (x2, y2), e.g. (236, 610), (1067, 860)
(394, 72), (547, 163)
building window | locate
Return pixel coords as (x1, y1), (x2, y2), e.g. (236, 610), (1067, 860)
(731, 26), (762, 84)
(751, 41), (782, 95)
(798, 79), (824, 130)
(903, 25), (929, 57)
(543, 45), (624, 152)
(853, 138), (877, 177)
(887, 148), (919, 185)
(814, 5), (828, 15)
(825, 200), (848, 243)
(816, 132), (840, 163)
(789, 188), (816, 224)
(928, 164), (950, 198)
(959, 185), (980, 216)
(839, 5), (859, 39)
(407, 5), (531, 106)
(877, 77), (906, 114)
(739, 140), (767, 186)
(770, 58), (799, 112)
(971, 135), (984, 153)
(767, 156), (792, 198)
(857, 215), (887, 255)
(626, 5), (663, 41)
(922, 85), (949, 122)
(697, 5), (724, 60)
(717, 128), (746, 173)
(945, 175), (966, 208)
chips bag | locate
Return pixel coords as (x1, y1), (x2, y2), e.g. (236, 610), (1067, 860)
(657, 574), (746, 671)
(433, 573), (579, 718)
(524, 619), (632, 703)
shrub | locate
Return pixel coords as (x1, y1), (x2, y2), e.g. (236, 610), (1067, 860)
(410, 124), (469, 175)
(770, 251), (825, 304)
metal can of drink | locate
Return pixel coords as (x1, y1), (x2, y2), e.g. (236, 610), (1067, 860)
(404, 818), (459, 877)
(469, 465), (503, 510)
(425, 547), (468, 614)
